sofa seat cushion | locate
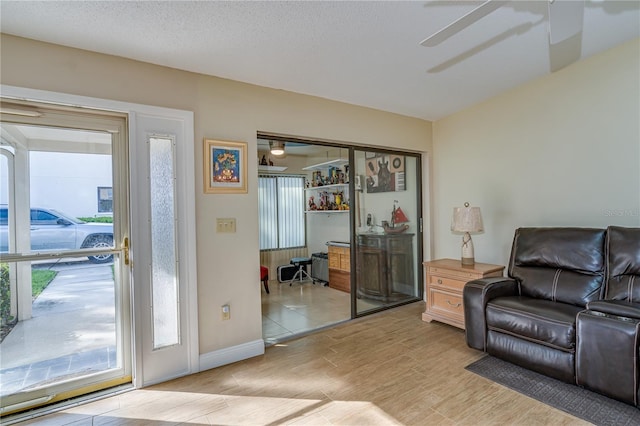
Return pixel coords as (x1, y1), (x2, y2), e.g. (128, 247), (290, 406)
(486, 296), (583, 351)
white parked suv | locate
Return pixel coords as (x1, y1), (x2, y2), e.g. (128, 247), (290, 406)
(0, 205), (114, 264)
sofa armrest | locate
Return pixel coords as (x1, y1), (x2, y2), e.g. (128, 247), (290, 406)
(576, 309), (640, 405)
(463, 277), (519, 351)
(586, 300), (640, 320)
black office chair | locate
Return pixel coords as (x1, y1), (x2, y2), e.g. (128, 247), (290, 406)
(289, 257), (312, 286)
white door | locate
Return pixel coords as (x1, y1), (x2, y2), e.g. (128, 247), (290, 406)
(131, 113), (198, 386)
(0, 102), (132, 415)
(1, 85), (198, 397)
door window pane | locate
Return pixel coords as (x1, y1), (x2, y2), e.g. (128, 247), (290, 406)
(149, 137), (179, 349)
(0, 119), (126, 412)
(354, 151), (422, 315)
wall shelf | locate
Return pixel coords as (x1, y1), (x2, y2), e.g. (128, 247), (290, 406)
(258, 165), (287, 172)
(302, 158), (348, 171)
(305, 210), (349, 214)
(305, 183), (348, 192)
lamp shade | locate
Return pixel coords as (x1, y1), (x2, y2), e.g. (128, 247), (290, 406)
(451, 203), (484, 233)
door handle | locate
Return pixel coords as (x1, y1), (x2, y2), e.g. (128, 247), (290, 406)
(123, 237), (130, 265)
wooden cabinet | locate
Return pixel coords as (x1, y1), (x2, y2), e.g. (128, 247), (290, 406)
(422, 259), (504, 330)
(356, 233), (414, 302)
(328, 244), (350, 293)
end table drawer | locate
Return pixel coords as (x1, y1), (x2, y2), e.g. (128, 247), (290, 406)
(429, 266), (481, 281)
(429, 275), (466, 292)
(430, 290), (464, 317)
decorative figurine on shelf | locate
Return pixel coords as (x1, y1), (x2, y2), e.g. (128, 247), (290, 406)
(319, 191), (328, 210)
(269, 158), (274, 166)
(384, 200), (410, 234)
(260, 155), (268, 166)
(308, 196), (317, 211)
(334, 191), (343, 208)
(330, 167), (338, 184)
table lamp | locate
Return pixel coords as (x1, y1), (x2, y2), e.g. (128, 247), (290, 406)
(451, 202), (484, 266)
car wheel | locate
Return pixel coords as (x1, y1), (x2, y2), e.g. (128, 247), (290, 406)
(87, 235), (114, 264)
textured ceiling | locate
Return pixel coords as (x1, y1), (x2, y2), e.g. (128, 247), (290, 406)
(1, 1), (638, 120)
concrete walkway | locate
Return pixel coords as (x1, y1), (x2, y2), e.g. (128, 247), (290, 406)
(0, 260), (116, 396)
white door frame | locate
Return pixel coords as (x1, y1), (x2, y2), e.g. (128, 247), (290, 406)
(1, 85), (200, 387)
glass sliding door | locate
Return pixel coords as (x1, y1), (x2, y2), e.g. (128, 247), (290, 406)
(351, 150), (422, 315)
(0, 102), (131, 415)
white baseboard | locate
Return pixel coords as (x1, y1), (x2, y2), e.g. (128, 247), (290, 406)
(199, 339), (265, 372)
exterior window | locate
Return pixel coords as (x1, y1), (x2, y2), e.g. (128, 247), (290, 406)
(259, 175), (305, 250)
(97, 186), (113, 213)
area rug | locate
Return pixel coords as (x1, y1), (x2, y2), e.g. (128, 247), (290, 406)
(465, 356), (640, 426)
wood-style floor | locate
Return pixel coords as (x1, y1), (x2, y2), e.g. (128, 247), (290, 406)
(15, 302), (588, 425)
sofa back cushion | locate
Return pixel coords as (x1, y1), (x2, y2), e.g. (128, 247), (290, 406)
(509, 227), (606, 306)
(605, 226), (640, 301)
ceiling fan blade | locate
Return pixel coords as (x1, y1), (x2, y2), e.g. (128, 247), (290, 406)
(548, 0), (584, 45)
(548, 0), (584, 71)
(420, 0), (509, 47)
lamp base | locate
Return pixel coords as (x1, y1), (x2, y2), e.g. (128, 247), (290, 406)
(461, 256), (475, 266)
(461, 232), (475, 266)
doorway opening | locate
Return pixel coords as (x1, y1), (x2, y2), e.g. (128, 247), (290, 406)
(0, 91), (197, 420)
(257, 135), (423, 344)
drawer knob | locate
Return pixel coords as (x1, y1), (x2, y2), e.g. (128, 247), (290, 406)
(437, 279), (443, 284)
(446, 300), (461, 308)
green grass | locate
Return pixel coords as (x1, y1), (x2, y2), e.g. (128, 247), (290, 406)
(78, 216), (113, 223)
(32, 270), (57, 299)
(2, 265), (58, 328)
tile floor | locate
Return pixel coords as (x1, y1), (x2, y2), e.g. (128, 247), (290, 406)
(261, 278), (382, 344)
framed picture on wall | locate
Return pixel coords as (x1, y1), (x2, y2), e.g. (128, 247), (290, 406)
(365, 154), (405, 193)
(204, 139), (247, 194)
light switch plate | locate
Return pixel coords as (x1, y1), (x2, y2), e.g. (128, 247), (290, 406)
(216, 218), (236, 233)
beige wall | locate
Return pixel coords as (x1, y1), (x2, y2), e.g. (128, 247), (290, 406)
(0, 35), (432, 355)
(432, 38), (640, 266)
(4, 33), (638, 357)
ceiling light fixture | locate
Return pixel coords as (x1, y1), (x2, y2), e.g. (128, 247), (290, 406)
(270, 140), (285, 156)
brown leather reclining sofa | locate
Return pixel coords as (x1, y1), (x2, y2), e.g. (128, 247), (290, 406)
(463, 226), (640, 406)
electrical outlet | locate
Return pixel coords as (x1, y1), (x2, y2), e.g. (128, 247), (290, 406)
(221, 304), (230, 321)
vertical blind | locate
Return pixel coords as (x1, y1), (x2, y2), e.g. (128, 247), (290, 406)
(259, 175), (305, 250)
